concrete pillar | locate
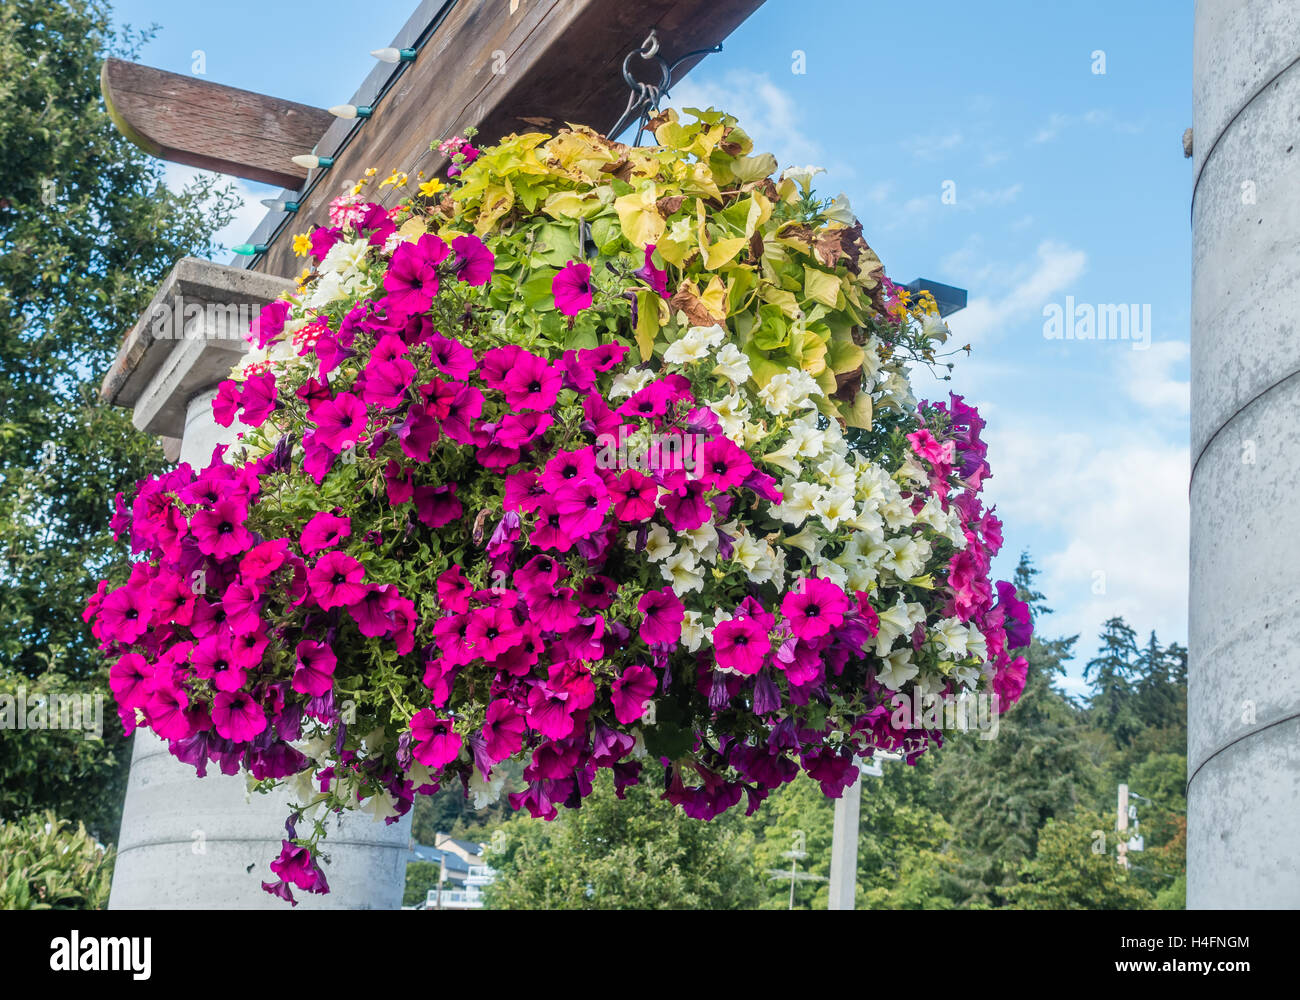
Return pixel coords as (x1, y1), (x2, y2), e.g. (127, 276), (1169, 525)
(1189, 0), (1300, 908)
(101, 258), (410, 909)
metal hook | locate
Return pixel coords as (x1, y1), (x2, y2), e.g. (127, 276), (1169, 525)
(640, 29), (659, 58)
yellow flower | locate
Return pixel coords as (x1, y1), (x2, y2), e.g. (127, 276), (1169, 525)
(418, 178), (445, 198)
(291, 233), (311, 256)
(364, 167), (378, 177)
(379, 170), (408, 190)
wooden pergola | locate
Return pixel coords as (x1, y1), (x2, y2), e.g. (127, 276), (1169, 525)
(101, 0), (767, 279)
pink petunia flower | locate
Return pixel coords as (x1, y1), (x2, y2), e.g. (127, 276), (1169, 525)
(412, 483), (462, 528)
(309, 392), (367, 453)
(482, 698), (525, 762)
(609, 469), (657, 522)
(633, 244), (669, 298)
(451, 234), (494, 286)
(500, 351), (561, 411)
(211, 689), (268, 742)
(300, 511), (351, 556)
(293, 640), (337, 696)
(781, 577), (849, 641)
(307, 550), (367, 610)
(611, 664), (658, 724)
(98, 585), (152, 643)
(552, 260), (593, 315)
(712, 614), (771, 675)
(410, 709), (463, 768)
(383, 234), (447, 313)
(637, 587), (685, 646)
(190, 499), (254, 560)
(426, 332), (477, 380)
(554, 477), (611, 538)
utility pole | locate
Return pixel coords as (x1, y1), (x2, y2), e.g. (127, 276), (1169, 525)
(1117, 784), (1129, 870)
(828, 768), (862, 910)
(765, 830), (826, 909)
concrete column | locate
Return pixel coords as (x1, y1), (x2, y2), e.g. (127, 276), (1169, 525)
(1189, 0), (1300, 908)
(102, 258), (410, 909)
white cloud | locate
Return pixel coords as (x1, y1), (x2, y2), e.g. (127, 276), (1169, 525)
(1030, 108), (1143, 145)
(944, 239), (1087, 347)
(1120, 340), (1190, 416)
(986, 423), (1189, 653)
(901, 130), (963, 161)
(668, 70), (845, 179)
(1032, 112), (1071, 144)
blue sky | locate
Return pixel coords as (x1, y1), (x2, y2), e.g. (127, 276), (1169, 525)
(111, 0), (1192, 693)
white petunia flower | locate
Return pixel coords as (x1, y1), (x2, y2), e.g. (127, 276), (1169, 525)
(712, 342), (752, 383)
(880, 495), (916, 532)
(932, 617), (971, 658)
(874, 595), (926, 656)
(680, 610), (706, 652)
(921, 311), (949, 343)
(468, 767), (508, 809)
(781, 164), (826, 190)
(758, 369), (823, 416)
(824, 193), (855, 225)
(817, 453), (856, 494)
(640, 524), (674, 562)
(661, 549), (704, 595)
(788, 418), (827, 460)
(683, 521), (719, 562)
(780, 525), (822, 561)
(814, 489), (856, 531)
(763, 438), (804, 476)
(664, 324), (723, 364)
(812, 555), (848, 589)
(881, 535), (932, 581)
(732, 532), (766, 573)
(307, 270), (344, 309)
(709, 392), (750, 441)
(771, 478), (822, 525)
(319, 236), (370, 279)
(876, 648), (919, 691)
(610, 368), (655, 398)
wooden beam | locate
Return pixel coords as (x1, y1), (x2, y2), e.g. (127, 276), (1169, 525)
(101, 58), (335, 189)
(248, 0), (766, 278)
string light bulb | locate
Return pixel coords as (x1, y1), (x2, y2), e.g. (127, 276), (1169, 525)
(370, 47), (416, 63)
(328, 104), (373, 119)
(291, 154), (335, 170)
(232, 243), (269, 256)
(260, 198), (301, 212)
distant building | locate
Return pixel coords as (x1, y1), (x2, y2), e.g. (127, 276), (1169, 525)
(406, 832), (496, 909)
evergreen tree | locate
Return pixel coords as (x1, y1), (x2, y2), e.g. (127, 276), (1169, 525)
(1084, 617), (1143, 747)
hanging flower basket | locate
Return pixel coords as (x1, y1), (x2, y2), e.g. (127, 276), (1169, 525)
(87, 108), (1031, 904)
